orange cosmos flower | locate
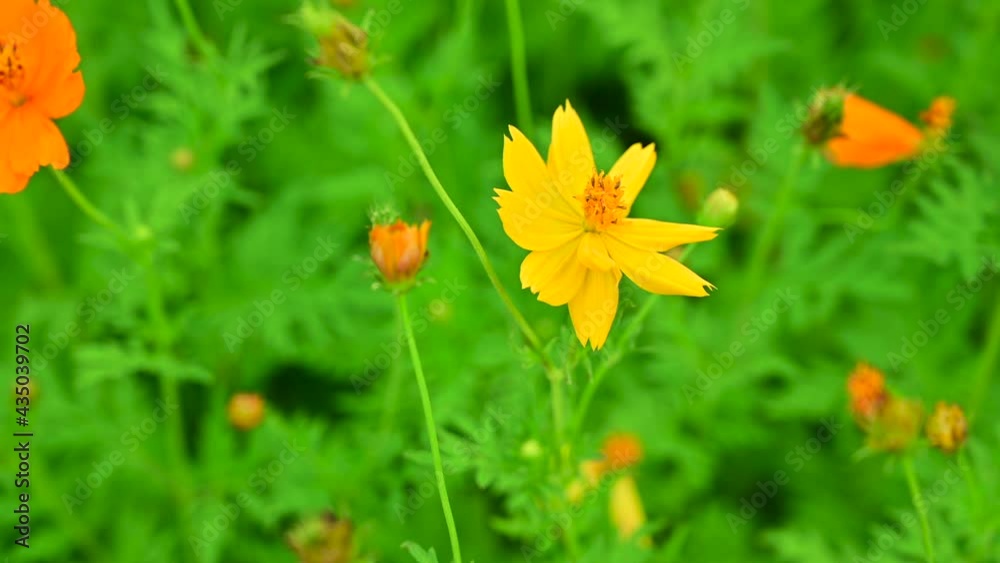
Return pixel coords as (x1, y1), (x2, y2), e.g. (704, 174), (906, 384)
(495, 101), (719, 349)
(824, 94), (925, 169)
(369, 219), (431, 285)
(1, 0), (86, 194)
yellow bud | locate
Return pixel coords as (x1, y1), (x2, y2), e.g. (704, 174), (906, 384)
(926, 401), (967, 453)
(228, 393), (266, 431)
(519, 439), (543, 459)
(297, 3), (370, 79)
(867, 396), (923, 452)
(697, 188), (739, 228)
(610, 475), (651, 548)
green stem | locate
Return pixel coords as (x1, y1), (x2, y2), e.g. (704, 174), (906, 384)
(504, 0), (534, 133)
(571, 245), (695, 438)
(398, 294), (464, 563)
(902, 456), (935, 563)
(173, 0), (216, 59)
(743, 143), (806, 303)
(50, 168), (126, 240)
(969, 293), (1000, 423)
(363, 77), (549, 369)
(8, 194), (63, 289)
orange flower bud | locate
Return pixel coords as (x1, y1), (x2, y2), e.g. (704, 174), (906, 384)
(287, 512), (354, 563)
(298, 3), (370, 79)
(369, 219), (431, 285)
(926, 401), (967, 453)
(847, 362), (888, 426)
(228, 393), (265, 431)
(602, 432), (644, 471)
(920, 96), (956, 136)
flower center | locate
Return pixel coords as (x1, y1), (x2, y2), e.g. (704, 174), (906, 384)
(0, 39), (27, 106)
(577, 170), (626, 231)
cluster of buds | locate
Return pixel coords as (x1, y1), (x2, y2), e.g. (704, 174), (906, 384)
(567, 432), (651, 547)
(846, 362), (967, 454)
(297, 2), (370, 79)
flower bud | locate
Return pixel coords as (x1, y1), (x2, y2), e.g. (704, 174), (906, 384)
(802, 86), (848, 146)
(926, 401), (967, 453)
(170, 147), (195, 172)
(519, 439), (543, 459)
(602, 432), (644, 471)
(287, 512), (354, 563)
(920, 96), (956, 137)
(697, 188), (739, 228)
(867, 396), (923, 452)
(369, 219), (431, 286)
(298, 2), (370, 79)
(228, 393), (266, 431)
(610, 475), (651, 548)
(847, 362), (888, 428)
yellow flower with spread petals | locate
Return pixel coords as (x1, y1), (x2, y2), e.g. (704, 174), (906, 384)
(495, 101), (719, 349)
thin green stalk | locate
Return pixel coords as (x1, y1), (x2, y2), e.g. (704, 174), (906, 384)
(743, 143), (806, 303)
(8, 194), (63, 289)
(173, 0), (216, 59)
(398, 294), (463, 563)
(363, 77), (549, 369)
(902, 456), (936, 563)
(504, 0), (534, 133)
(50, 168), (126, 240)
(969, 293), (1000, 422)
(571, 245), (695, 438)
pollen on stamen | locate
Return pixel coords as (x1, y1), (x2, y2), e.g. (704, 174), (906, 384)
(578, 170), (626, 231)
(0, 40), (27, 102)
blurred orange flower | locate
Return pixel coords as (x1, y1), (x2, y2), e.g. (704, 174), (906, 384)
(825, 94), (924, 169)
(926, 401), (967, 453)
(920, 96), (956, 137)
(369, 219), (431, 285)
(495, 101), (719, 349)
(602, 432), (644, 470)
(228, 393), (266, 431)
(1, 0), (85, 194)
(847, 361), (888, 425)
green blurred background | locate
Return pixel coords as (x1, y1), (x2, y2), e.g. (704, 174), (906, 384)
(1, 0), (997, 561)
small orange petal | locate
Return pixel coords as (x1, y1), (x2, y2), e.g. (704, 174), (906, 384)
(825, 94), (924, 168)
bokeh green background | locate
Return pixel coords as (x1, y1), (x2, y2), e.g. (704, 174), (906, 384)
(1, 0), (997, 561)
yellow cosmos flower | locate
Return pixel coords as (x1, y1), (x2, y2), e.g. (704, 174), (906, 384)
(495, 101), (719, 349)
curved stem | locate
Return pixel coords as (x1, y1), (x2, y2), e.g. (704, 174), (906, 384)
(398, 294), (464, 563)
(743, 142), (806, 303)
(173, 0), (216, 59)
(969, 292), (1000, 423)
(363, 77), (549, 368)
(504, 0), (534, 133)
(571, 245), (695, 438)
(50, 168), (126, 240)
(902, 456), (935, 563)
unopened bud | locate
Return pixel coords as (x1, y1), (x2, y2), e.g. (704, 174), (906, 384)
(802, 86), (849, 146)
(520, 439), (543, 459)
(697, 188), (739, 228)
(228, 393), (266, 431)
(170, 147), (195, 172)
(867, 396), (923, 452)
(926, 401), (967, 453)
(298, 3), (370, 79)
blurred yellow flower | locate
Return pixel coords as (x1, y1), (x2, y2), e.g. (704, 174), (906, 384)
(495, 101), (719, 349)
(926, 401), (967, 453)
(228, 393), (266, 431)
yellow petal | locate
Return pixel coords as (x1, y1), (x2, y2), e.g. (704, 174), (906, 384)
(577, 233), (616, 271)
(609, 143), (656, 212)
(519, 240), (587, 306)
(605, 235), (714, 296)
(610, 475), (649, 546)
(607, 218), (719, 252)
(568, 269), (620, 350)
(495, 188), (583, 251)
(547, 100), (595, 201)
(503, 125), (580, 217)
